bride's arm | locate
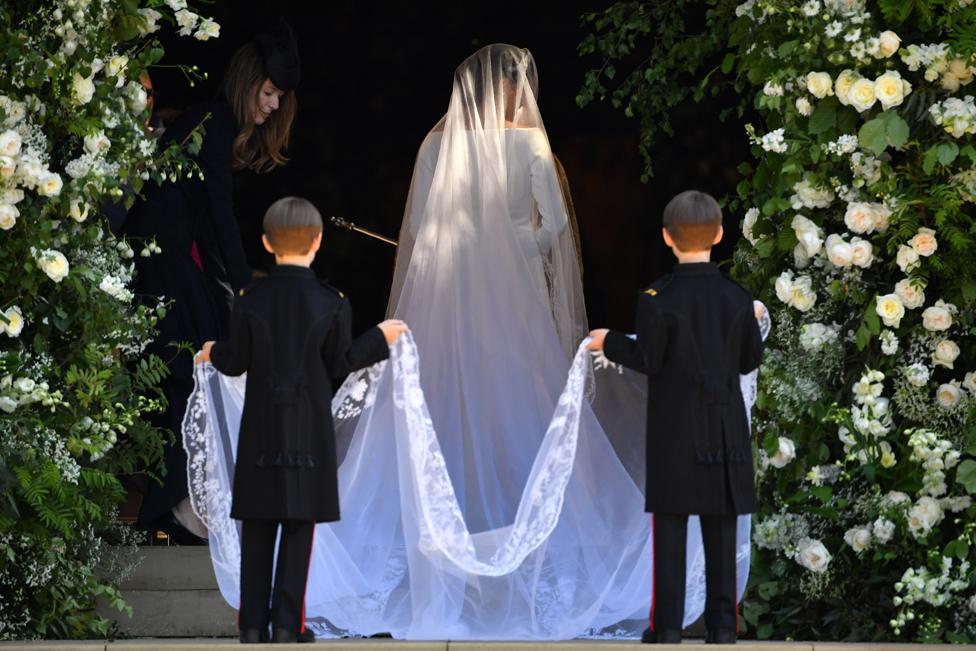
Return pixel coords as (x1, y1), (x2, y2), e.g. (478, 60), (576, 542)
(527, 130), (568, 253)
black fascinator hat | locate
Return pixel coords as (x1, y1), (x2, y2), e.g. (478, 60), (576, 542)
(254, 18), (300, 91)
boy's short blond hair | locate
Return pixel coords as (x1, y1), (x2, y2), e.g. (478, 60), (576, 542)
(662, 190), (722, 252)
(263, 196), (323, 255)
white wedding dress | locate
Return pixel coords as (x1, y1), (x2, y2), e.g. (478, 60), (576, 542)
(183, 44), (769, 640)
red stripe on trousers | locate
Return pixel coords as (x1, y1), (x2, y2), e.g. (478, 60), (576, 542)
(300, 527), (315, 634)
(649, 513), (656, 632)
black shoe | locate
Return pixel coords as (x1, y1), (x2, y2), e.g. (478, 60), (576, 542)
(272, 629), (314, 643)
(706, 629), (737, 644)
(156, 513), (208, 546)
(642, 627), (682, 644)
(298, 629), (316, 643)
(239, 628), (269, 644)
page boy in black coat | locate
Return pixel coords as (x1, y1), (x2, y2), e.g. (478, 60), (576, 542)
(196, 197), (407, 643)
(588, 191), (764, 645)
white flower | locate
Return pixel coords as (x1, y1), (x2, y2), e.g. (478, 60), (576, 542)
(71, 73), (96, 105)
(0, 396), (16, 413)
(775, 271), (794, 304)
(99, 275), (132, 302)
(796, 538), (832, 573)
(14, 378), (34, 393)
(848, 77), (878, 112)
(37, 173), (63, 197)
(165, 0), (188, 9)
(909, 227), (938, 256)
(800, 322), (839, 352)
(742, 208), (760, 245)
(880, 330), (898, 355)
(105, 55), (128, 79)
(835, 69), (859, 105)
(760, 128), (788, 154)
(801, 0), (821, 16)
(950, 59), (974, 84)
(0, 203), (18, 230)
(879, 440), (897, 468)
(36, 249), (69, 282)
(850, 237), (873, 268)
(138, 8), (162, 36)
(175, 10), (199, 37)
(83, 131), (110, 155)
(807, 71), (834, 99)
(874, 70), (911, 110)
(894, 278), (925, 309)
(194, 18), (221, 41)
(793, 243), (812, 269)
(883, 490), (911, 507)
(769, 437), (796, 468)
(796, 97), (813, 116)
(904, 363), (930, 387)
(2, 305), (24, 337)
(844, 526), (872, 553)
(790, 275), (817, 312)
(0, 155), (15, 178)
(792, 214), (824, 257)
(124, 81), (148, 114)
(908, 496), (944, 538)
(877, 30), (901, 58)
(896, 245), (921, 273)
(872, 517), (895, 543)
(932, 339), (960, 369)
(68, 199), (90, 223)
(936, 382), (963, 409)
(0, 129), (22, 157)
(844, 202), (879, 234)
(791, 177), (835, 209)
(875, 293), (905, 328)
(964, 371), (976, 395)
(922, 301), (954, 331)
(825, 233), (853, 267)
(943, 72), (962, 92)
(827, 134), (859, 155)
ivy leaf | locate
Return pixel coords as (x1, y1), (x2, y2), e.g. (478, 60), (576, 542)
(937, 141), (959, 166)
(956, 459), (976, 494)
(858, 118), (887, 155)
(809, 103), (836, 135)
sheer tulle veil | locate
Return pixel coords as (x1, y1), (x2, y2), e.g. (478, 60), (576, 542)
(184, 44), (760, 640)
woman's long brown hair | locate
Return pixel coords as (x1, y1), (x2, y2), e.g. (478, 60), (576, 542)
(221, 43), (295, 173)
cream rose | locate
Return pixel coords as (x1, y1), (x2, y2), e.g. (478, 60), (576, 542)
(908, 496), (944, 537)
(825, 233), (853, 267)
(848, 78), (878, 112)
(942, 72), (962, 92)
(775, 271), (794, 304)
(742, 207), (760, 245)
(792, 214), (824, 257)
(83, 132), (111, 155)
(71, 73), (96, 105)
(875, 293), (905, 327)
(790, 276), (817, 312)
(844, 202), (876, 234)
(0, 156), (15, 178)
(37, 172), (63, 197)
(2, 306), (23, 337)
(807, 71), (834, 99)
(936, 382), (962, 409)
(844, 526), (872, 553)
(850, 237), (874, 268)
(0, 129), (22, 157)
(796, 97), (813, 116)
(909, 227), (938, 256)
(877, 30), (900, 58)
(963, 371), (976, 395)
(796, 538), (831, 573)
(875, 71), (909, 110)
(37, 249), (69, 282)
(894, 278), (925, 309)
(871, 204), (891, 232)
(921, 303), (952, 331)
(769, 436), (796, 468)
(932, 339), (960, 369)
(950, 59), (974, 84)
(0, 203), (18, 230)
(105, 55), (128, 78)
(896, 244), (921, 273)
(834, 69), (859, 105)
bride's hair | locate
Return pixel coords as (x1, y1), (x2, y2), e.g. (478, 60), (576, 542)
(263, 196), (322, 255)
(221, 43), (296, 173)
(662, 190), (723, 251)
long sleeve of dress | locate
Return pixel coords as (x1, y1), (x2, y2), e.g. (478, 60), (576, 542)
(322, 300), (390, 380)
(198, 106), (252, 293)
(210, 299), (251, 376)
(407, 135), (438, 240)
(527, 130), (568, 254)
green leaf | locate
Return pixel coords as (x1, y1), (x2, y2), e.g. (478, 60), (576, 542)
(961, 144), (976, 165)
(956, 459), (976, 494)
(809, 103), (836, 135)
(923, 146), (939, 174)
(864, 298), (881, 335)
(885, 113), (910, 149)
(937, 142), (959, 166)
(858, 118), (887, 155)
(721, 53), (735, 74)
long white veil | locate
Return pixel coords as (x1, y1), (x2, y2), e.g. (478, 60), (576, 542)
(184, 44), (765, 640)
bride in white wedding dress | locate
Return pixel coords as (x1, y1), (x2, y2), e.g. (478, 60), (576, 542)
(184, 44), (763, 640)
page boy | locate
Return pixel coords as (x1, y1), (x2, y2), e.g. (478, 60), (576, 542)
(588, 190), (764, 645)
(196, 196), (407, 643)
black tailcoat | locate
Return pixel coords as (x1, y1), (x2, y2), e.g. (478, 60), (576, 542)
(604, 262), (763, 515)
(210, 265), (389, 522)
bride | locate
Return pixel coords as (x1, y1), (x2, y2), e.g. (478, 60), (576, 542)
(185, 44), (756, 640)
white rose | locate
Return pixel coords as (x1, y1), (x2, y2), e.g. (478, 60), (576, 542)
(71, 73), (96, 105)
(790, 275), (817, 312)
(14, 378), (34, 393)
(921, 304), (952, 331)
(825, 233), (853, 267)
(834, 69), (859, 105)
(894, 278), (925, 309)
(0, 155), (15, 178)
(876, 71), (909, 110)
(83, 131), (111, 155)
(796, 538), (832, 573)
(69, 199), (90, 223)
(909, 227), (938, 256)
(769, 436), (796, 468)
(905, 363), (930, 387)
(883, 490), (911, 507)
(775, 271), (794, 304)
(896, 244), (921, 273)
(850, 237), (874, 267)
(37, 249), (69, 282)
(125, 82), (148, 114)
(105, 55), (128, 79)
(932, 340), (960, 369)
(0, 396), (16, 413)
(908, 496), (944, 537)
(848, 77), (878, 112)
(964, 371), (976, 395)
(807, 71), (834, 99)
(872, 517), (895, 543)
(794, 242), (812, 268)
(936, 382), (962, 409)
(942, 72), (962, 92)
(2, 306), (24, 337)
(875, 293), (905, 327)
(0, 203), (18, 230)
(871, 204), (891, 232)
(742, 208), (760, 245)
(0, 129), (22, 157)
(877, 30), (900, 58)
(37, 173), (63, 197)
(844, 202), (877, 234)
(796, 97), (813, 116)
(844, 526), (872, 552)
(792, 214), (824, 257)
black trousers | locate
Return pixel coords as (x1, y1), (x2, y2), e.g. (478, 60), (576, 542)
(650, 512), (738, 634)
(239, 519), (315, 633)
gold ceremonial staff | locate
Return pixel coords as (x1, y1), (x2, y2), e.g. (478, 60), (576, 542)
(329, 216), (398, 247)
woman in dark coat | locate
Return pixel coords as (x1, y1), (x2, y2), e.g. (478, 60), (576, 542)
(124, 21), (300, 542)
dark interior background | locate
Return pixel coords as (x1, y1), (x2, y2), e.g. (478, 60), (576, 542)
(150, 1), (749, 332)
